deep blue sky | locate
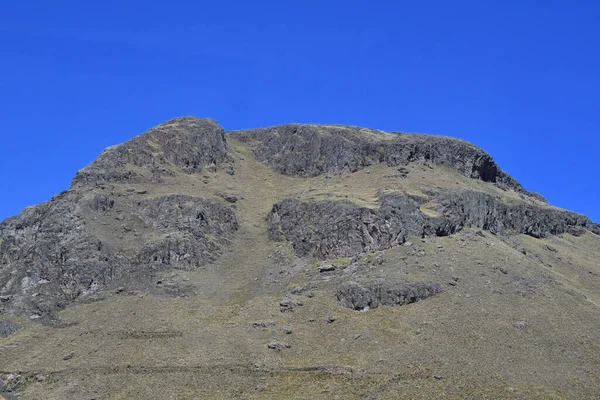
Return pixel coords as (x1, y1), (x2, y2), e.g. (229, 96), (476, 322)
(1, 1), (598, 222)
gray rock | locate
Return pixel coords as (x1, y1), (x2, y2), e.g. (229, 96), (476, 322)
(230, 124), (527, 195)
(0, 321), (21, 338)
(268, 193), (423, 259)
(289, 286), (304, 294)
(280, 298), (302, 312)
(0, 182), (237, 319)
(252, 321), (276, 329)
(429, 191), (594, 238)
(224, 195), (238, 203)
(73, 117), (230, 185)
(514, 321), (528, 329)
(267, 190), (595, 259)
(63, 352), (75, 360)
(325, 315), (336, 324)
(337, 281), (443, 310)
(267, 340), (290, 351)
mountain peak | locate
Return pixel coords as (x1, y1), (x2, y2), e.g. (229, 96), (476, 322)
(72, 116), (229, 187)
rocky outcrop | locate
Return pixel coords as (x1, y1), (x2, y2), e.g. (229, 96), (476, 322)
(336, 281), (443, 310)
(0, 191), (120, 319)
(268, 190), (595, 259)
(0, 190), (237, 319)
(0, 320), (21, 338)
(0, 117), (241, 319)
(134, 194), (238, 270)
(267, 193), (423, 259)
(73, 117), (230, 186)
(231, 124), (526, 193)
(431, 191), (594, 238)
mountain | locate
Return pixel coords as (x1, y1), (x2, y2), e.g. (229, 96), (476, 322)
(1, 117), (599, 399)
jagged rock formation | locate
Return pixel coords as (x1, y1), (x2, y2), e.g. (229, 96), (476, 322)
(336, 281), (443, 310)
(0, 189), (237, 320)
(268, 191), (595, 259)
(0, 118), (238, 320)
(231, 124), (529, 194)
(73, 117), (229, 186)
(267, 193), (424, 259)
(433, 191), (596, 238)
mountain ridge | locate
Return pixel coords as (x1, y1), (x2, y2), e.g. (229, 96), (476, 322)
(1, 116), (598, 320)
(1, 116), (599, 399)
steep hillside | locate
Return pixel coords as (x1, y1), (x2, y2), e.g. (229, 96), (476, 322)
(1, 117), (599, 399)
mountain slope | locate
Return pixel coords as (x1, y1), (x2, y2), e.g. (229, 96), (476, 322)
(1, 117), (599, 399)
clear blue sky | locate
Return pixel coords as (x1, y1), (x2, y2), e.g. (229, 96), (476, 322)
(1, 1), (598, 222)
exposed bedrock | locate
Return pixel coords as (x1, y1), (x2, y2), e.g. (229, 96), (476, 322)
(432, 191), (594, 238)
(336, 281), (443, 310)
(267, 193), (424, 259)
(0, 191), (237, 318)
(73, 117), (230, 186)
(268, 191), (594, 259)
(0, 320), (21, 338)
(231, 124), (529, 194)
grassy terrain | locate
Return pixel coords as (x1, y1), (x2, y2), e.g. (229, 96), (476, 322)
(1, 138), (600, 399)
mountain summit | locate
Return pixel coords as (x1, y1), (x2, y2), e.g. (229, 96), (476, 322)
(1, 117), (599, 399)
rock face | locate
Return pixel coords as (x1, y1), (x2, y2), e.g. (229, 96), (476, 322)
(0, 320), (21, 338)
(268, 191), (594, 259)
(268, 193), (424, 259)
(73, 117), (229, 186)
(0, 189), (237, 319)
(0, 118), (238, 320)
(336, 281), (443, 310)
(231, 124), (527, 193)
(134, 195), (238, 270)
(432, 191), (595, 238)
